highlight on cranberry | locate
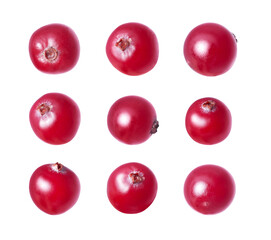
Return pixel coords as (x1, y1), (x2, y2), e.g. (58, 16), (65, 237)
(29, 23), (80, 74)
(106, 22), (159, 76)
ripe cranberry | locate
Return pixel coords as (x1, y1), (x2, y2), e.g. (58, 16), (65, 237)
(106, 22), (159, 76)
(184, 164), (235, 214)
(107, 162), (158, 214)
(184, 23), (237, 76)
(29, 23), (80, 74)
(29, 93), (81, 145)
(185, 97), (232, 145)
(107, 95), (159, 145)
(29, 162), (80, 215)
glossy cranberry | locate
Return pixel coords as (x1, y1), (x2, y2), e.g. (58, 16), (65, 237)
(184, 164), (235, 214)
(107, 162), (158, 214)
(107, 95), (158, 145)
(106, 22), (159, 76)
(29, 162), (80, 215)
(29, 93), (81, 145)
(185, 97), (231, 145)
(184, 23), (237, 76)
(29, 23), (80, 74)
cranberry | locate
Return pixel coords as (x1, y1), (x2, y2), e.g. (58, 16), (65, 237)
(106, 22), (159, 76)
(29, 23), (80, 74)
(107, 95), (158, 145)
(107, 162), (158, 214)
(29, 93), (81, 145)
(29, 162), (80, 215)
(184, 23), (237, 76)
(185, 97), (232, 145)
(184, 164), (235, 214)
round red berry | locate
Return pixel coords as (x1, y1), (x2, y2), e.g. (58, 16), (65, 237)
(107, 95), (158, 145)
(106, 22), (159, 76)
(29, 162), (80, 215)
(185, 97), (231, 145)
(184, 164), (235, 214)
(184, 23), (237, 76)
(107, 162), (158, 214)
(29, 23), (80, 74)
(29, 92), (81, 145)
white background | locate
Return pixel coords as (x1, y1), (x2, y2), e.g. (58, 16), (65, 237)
(0, 0), (270, 239)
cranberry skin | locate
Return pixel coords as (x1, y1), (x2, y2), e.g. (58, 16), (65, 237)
(185, 97), (231, 145)
(184, 164), (235, 214)
(29, 23), (80, 74)
(184, 23), (237, 76)
(107, 162), (158, 214)
(29, 163), (80, 215)
(29, 93), (81, 145)
(106, 22), (159, 76)
(107, 95), (159, 145)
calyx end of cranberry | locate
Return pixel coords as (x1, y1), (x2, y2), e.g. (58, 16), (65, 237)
(150, 120), (159, 134)
(232, 33), (238, 43)
(44, 47), (58, 62)
(116, 38), (131, 51)
(37, 103), (51, 116)
(202, 100), (216, 112)
(52, 162), (63, 172)
(129, 172), (145, 184)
